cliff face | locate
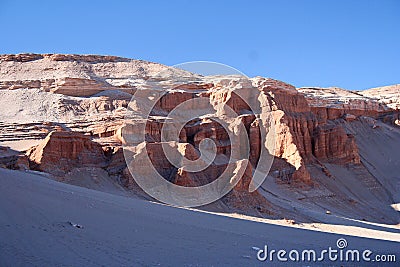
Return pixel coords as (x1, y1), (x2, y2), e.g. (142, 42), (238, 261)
(253, 79), (364, 183)
(1, 54), (399, 222)
(26, 131), (107, 176)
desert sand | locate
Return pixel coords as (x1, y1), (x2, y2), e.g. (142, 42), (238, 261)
(0, 168), (399, 266)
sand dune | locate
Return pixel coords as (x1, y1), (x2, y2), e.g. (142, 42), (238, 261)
(0, 168), (398, 266)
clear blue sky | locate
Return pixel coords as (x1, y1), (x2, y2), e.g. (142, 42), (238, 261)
(0, 0), (399, 90)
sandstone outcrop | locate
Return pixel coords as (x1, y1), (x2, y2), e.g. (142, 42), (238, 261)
(26, 131), (107, 175)
(1, 53), (399, 220)
(297, 86), (392, 120)
(313, 123), (360, 164)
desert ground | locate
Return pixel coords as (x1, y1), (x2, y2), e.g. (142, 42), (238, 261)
(1, 168), (399, 266)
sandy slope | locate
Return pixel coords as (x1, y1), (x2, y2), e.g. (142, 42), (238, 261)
(0, 168), (398, 266)
(345, 118), (400, 203)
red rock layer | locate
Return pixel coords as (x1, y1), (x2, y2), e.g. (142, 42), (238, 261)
(27, 131), (106, 175)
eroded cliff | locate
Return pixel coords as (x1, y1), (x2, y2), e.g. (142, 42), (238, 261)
(1, 53), (399, 223)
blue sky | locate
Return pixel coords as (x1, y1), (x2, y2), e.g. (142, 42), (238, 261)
(0, 0), (399, 90)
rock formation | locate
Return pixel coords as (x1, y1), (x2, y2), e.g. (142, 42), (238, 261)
(0, 53), (399, 223)
(26, 131), (107, 176)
